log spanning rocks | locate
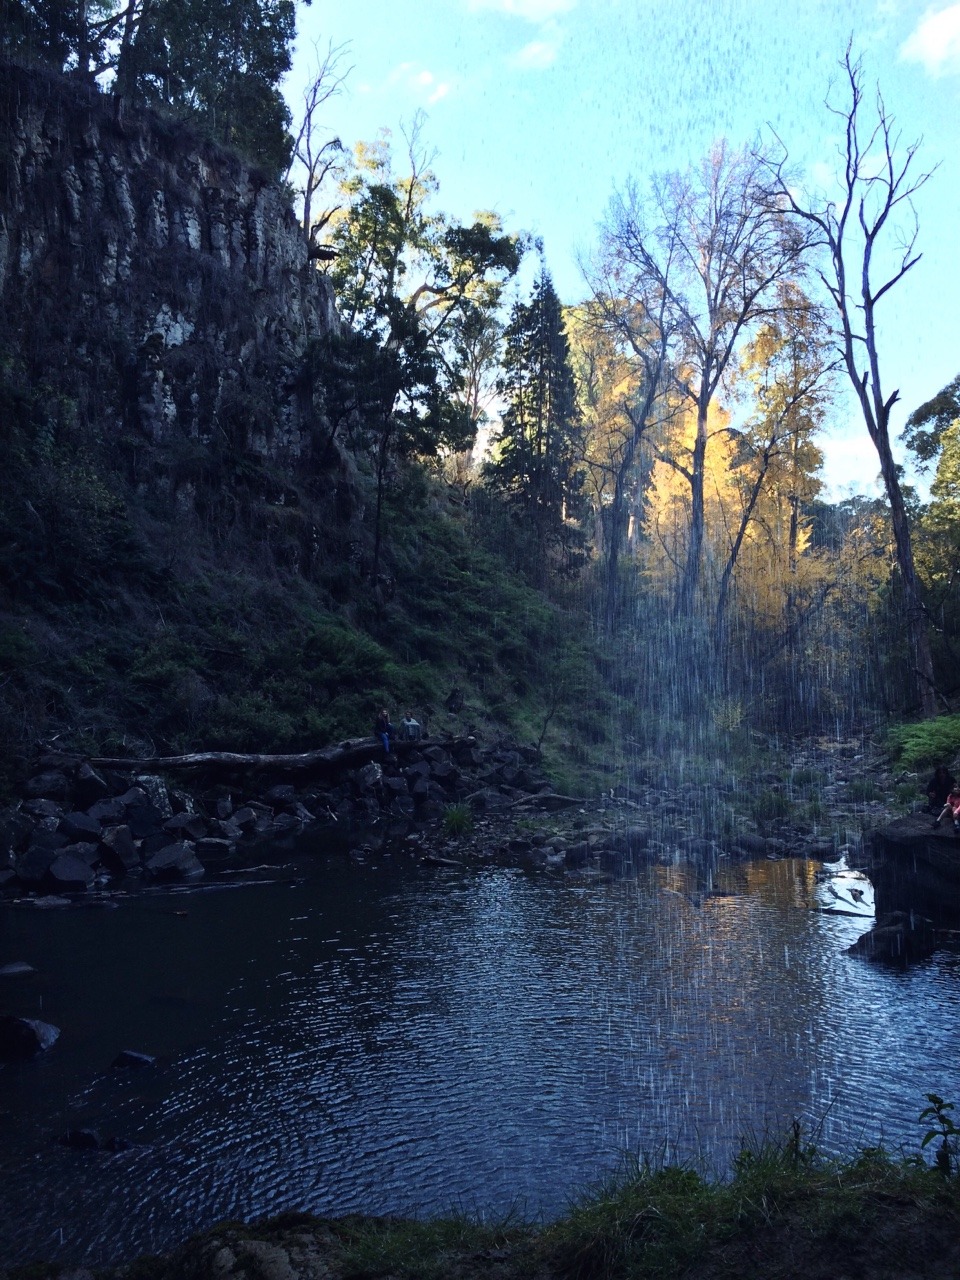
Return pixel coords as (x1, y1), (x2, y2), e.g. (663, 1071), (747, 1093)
(859, 814), (960, 924)
(0, 736), (556, 894)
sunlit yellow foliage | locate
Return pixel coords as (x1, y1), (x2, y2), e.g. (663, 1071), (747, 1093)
(565, 302), (645, 527)
(637, 398), (736, 594)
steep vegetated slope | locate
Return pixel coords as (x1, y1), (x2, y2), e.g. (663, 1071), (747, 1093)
(0, 65), (607, 798)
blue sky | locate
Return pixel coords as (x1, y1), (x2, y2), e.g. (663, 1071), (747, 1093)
(286, 1), (960, 497)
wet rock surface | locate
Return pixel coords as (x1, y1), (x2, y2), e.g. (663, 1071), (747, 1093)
(860, 813), (960, 923)
(846, 910), (939, 963)
(1, 736), (554, 897)
(0, 1014), (60, 1058)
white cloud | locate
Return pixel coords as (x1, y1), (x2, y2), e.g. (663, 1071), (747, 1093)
(511, 32), (563, 68)
(900, 4), (960, 76)
(466, 0), (573, 72)
(386, 62), (454, 104)
(468, 0), (575, 19)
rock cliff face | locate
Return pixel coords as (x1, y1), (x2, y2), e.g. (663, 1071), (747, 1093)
(0, 64), (337, 471)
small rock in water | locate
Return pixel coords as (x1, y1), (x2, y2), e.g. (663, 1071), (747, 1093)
(59, 1128), (103, 1151)
(0, 1015), (60, 1058)
(112, 1049), (156, 1070)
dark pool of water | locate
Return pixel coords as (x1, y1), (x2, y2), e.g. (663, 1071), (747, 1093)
(2, 849), (959, 1268)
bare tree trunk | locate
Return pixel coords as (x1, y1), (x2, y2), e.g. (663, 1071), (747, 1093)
(766, 46), (939, 717)
(678, 401), (708, 616)
(871, 416), (937, 716)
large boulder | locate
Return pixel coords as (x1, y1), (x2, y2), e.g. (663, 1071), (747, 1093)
(355, 762), (383, 793)
(87, 796), (129, 824)
(861, 816), (960, 923)
(23, 771), (69, 800)
(264, 783), (297, 810)
(564, 840), (592, 867)
(408, 775), (431, 802)
(231, 806), (258, 832)
(47, 852), (97, 890)
(847, 911), (938, 963)
(21, 798), (62, 820)
(0, 1015), (60, 1058)
(195, 837), (236, 862)
(622, 825), (652, 855)
(733, 834), (768, 857)
(135, 775), (174, 819)
(126, 803), (166, 839)
(58, 811), (102, 842)
(429, 759), (460, 787)
(403, 760), (432, 783)
(72, 762), (110, 808)
(116, 786), (149, 808)
(468, 787), (511, 812)
(144, 841), (204, 880)
(61, 840), (103, 865)
(163, 812), (208, 841)
(17, 831), (69, 883)
(0, 808), (36, 855)
(99, 824), (140, 873)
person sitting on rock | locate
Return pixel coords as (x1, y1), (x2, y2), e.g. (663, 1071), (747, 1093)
(374, 708), (394, 755)
(932, 784), (960, 833)
(399, 711), (422, 742)
(925, 764), (955, 814)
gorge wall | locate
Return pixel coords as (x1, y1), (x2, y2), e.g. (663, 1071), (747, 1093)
(0, 63), (339, 474)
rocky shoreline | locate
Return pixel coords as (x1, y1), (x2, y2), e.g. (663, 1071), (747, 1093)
(0, 732), (911, 900)
(2, 730), (955, 997)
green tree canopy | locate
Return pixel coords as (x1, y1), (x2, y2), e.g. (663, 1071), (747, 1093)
(1, 0), (301, 174)
(904, 373), (960, 468)
(123, 0), (298, 173)
(325, 123), (522, 457)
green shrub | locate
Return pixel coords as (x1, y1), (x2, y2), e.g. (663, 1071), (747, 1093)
(895, 781), (920, 807)
(790, 767), (824, 790)
(207, 693), (296, 752)
(443, 803), (474, 837)
(752, 789), (791, 822)
(846, 779), (884, 802)
(0, 623), (36, 672)
(803, 798), (825, 824)
(888, 715), (960, 769)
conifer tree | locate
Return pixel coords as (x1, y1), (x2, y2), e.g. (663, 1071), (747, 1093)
(485, 269), (586, 582)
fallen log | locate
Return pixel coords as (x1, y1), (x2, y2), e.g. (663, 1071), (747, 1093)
(508, 792), (587, 811)
(89, 737), (473, 775)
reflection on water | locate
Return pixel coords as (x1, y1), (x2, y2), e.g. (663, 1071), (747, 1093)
(1, 852), (959, 1268)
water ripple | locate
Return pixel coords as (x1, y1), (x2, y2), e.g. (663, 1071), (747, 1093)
(1, 856), (958, 1267)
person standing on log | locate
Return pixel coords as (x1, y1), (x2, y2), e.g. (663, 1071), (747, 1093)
(374, 708), (394, 756)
